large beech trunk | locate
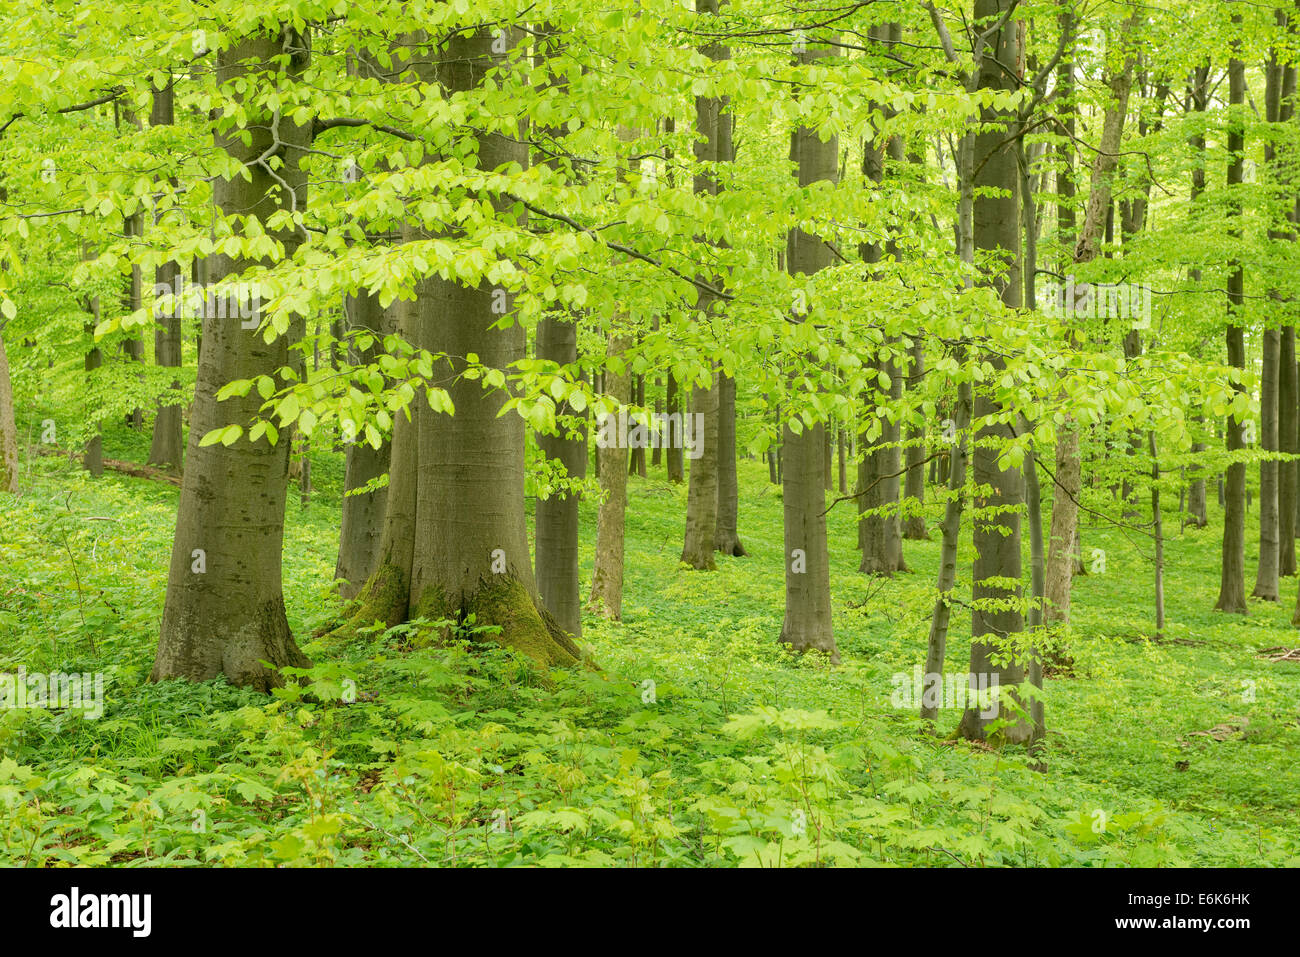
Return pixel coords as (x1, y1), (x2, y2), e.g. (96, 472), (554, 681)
(151, 30), (311, 689)
(404, 28), (579, 667)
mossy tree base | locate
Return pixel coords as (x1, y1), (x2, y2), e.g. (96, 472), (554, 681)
(414, 576), (583, 669)
(317, 561), (410, 645)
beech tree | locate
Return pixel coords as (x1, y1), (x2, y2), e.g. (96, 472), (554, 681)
(152, 28), (313, 688)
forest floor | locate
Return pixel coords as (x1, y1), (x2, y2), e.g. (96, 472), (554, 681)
(2, 416), (1298, 866)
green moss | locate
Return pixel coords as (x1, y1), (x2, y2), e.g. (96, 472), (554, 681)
(319, 561), (409, 648)
(408, 575), (584, 670)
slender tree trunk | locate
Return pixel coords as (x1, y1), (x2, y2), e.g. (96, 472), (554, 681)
(824, 428), (833, 491)
(147, 77), (184, 472)
(629, 374), (647, 477)
(82, 283), (104, 478)
(836, 425), (847, 495)
(651, 380), (663, 468)
(780, 31), (838, 662)
(921, 379), (970, 722)
(591, 333), (631, 619)
(151, 29), (312, 689)
(1150, 431), (1166, 637)
(1185, 63), (1211, 530)
(1280, 328), (1296, 573)
(857, 47), (907, 576)
(1023, 422), (1047, 746)
(118, 98), (145, 431)
(334, 293), (393, 600)
(535, 313), (586, 637)
(1043, 9), (1137, 628)
(1254, 44), (1294, 594)
(666, 375), (684, 483)
(528, 24), (588, 639)
(1217, 51), (1248, 614)
(1254, 327), (1280, 599)
(903, 335), (929, 539)
(1271, 47), (1297, 576)
(0, 329), (17, 493)
(682, 0), (729, 568)
(958, 0), (1033, 745)
(716, 371), (746, 555)
(334, 294), (420, 634)
(922, 33), (977, 722)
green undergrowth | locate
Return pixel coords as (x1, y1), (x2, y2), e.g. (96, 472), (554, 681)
(2, 418), (1298, 866)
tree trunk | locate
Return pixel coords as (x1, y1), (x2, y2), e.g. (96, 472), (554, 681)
(629, 374), (646, 477)
(535, 313), (586, 638)
(83, 286), (104, 478)
(1216, 51), (1248, 614)
(1253, 327), (1280, 599)
(665, 375), (684, 483)
(920, 378), (970, 722)
(403, 28), (580, 668)
(1022, 421), (1046, 747)
(1185, 63), (1211, 531)
(780, 33), (838, 662)
(1280, 328), (1296, 574)
(651, 381), (663, 468)
(958, 0), (1033, 745)
(334, 293), (393, 600)
(1043, 8), (1137, 628)
(858, 338), (906, 575)
(120, 117), (145, 432)
(857, 60), (907, 576)
(902, 335), (929, 539)
(682, 0), (728, 568)
(147, 77), (184, 472)
(151, 29), (312, 689)
(1150, 431), (1166, 637)
(716, 371), (746, 555)
(591, 333), (631, 620)
(836, 426), (847, 494)
(332, 294), (420, 636)
(1269, 48), (1297, 576)
(0, 328), (17, 493)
